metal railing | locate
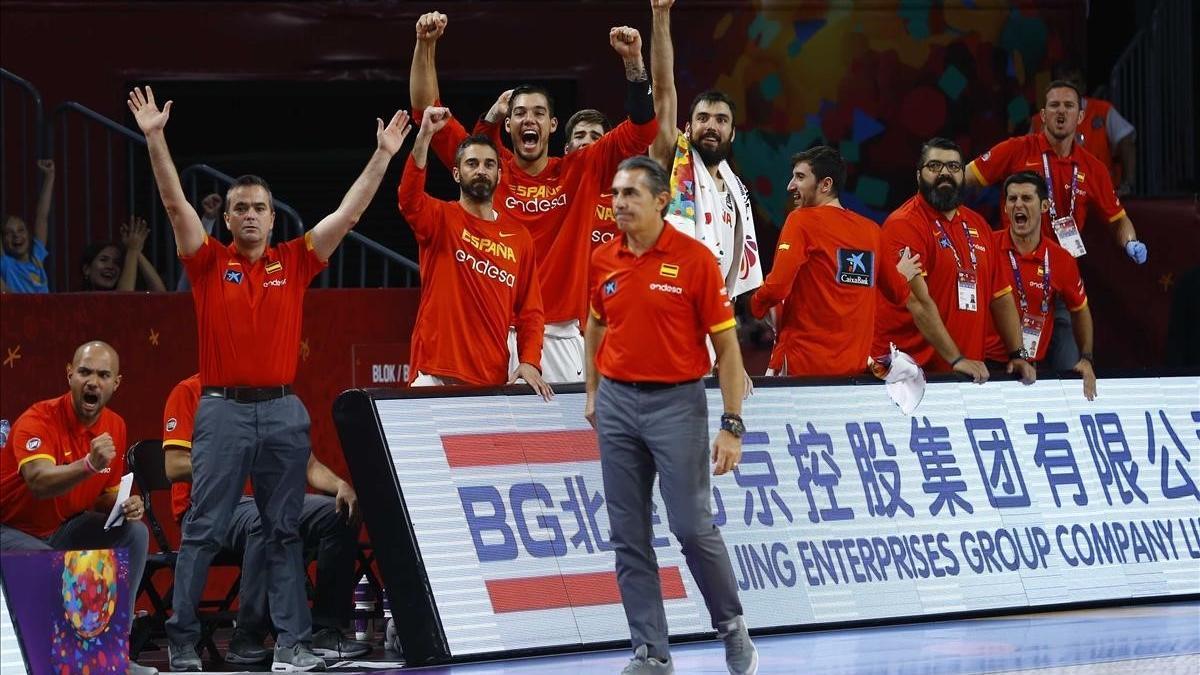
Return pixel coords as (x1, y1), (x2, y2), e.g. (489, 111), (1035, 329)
(1, 68), (46, 244)
(45, 100), (418, 290)
(1109, 0), (1195, 196)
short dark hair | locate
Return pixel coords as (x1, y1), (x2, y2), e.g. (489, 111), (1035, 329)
(509, 84), (556, 118)
(791, 145), (846, 197)
(454, 134), (500, 167)
(616, 156), (671, 215)
(1002, 170), (1048, 201)
(1044, 79), (1082, 106)
(918, 137), (963, 168)
(688, 89), (736, 125)
(225, 174), (273, 208)
(564, 109), (611, 138)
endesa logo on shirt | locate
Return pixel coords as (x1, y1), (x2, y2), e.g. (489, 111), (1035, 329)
(505, 184), (568, 214)
(836, 248), (874, 287)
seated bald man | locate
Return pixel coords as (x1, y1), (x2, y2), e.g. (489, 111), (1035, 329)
(0, 340), (156, 675)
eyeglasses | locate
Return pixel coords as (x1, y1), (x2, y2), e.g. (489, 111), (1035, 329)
(921, 160), (963, 174)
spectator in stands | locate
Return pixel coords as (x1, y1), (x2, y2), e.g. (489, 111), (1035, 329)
(749, 146), (880, 377)
(1, 159), (55, 293)
(80, 217), (167, 292)
(983, 172), (1096, 400)
(0, 341), (157, 675)
(161, 374), (370, 664)
(176, 194), (223, 291)
(966, 80), (1144, 371)
(1031, 62), (1137, 196)
(873, 137), (1036, 385)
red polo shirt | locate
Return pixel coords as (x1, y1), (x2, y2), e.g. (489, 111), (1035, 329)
(182, 233), (327, 386)
(872, 196), (1012, 370)
(0, 394), (125, 538)
(161, 375), (201, 522)
(984, 229), (1088, 362)
(967, 132), (1126, 240)
(589, 223), (735, 383)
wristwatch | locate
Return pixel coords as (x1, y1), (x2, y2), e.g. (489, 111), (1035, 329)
(1080, 352), (1095, 366)
(1008, 347), (1031, 361)
(720, 413), (745, 438)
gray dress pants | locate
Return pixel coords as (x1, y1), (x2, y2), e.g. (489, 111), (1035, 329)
(595, 377), (743, 659)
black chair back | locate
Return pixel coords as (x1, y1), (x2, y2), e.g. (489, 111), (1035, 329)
(125, 439), (173, 553)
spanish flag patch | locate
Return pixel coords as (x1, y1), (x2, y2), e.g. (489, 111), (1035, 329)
(659, 263), (679, 278)
(265, 261), (283, 274)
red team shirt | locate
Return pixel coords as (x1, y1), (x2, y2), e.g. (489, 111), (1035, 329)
(873, 196), (1012, 370)
(750, 205), (880, 376)
(0, 394), (125, 538)
(476, 118), (621, 327)
(967, 133), (1126, 239)
(182, 233), (327, 386)
(422, 108), (658, 324)
(983, 230), (1088, 362)
(161, 374), (203, 522)
(398, 157), (544, 384)
(590, 224), (736, 383)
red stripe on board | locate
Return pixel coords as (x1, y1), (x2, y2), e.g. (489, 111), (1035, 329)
(441, 430), (599, 467)
(486, 567), (687, 613)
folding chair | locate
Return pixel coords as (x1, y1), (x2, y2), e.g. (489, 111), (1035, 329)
(126, 439), (243, 662)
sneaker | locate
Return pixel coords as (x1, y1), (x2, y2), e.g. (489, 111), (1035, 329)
(311, 627), (371, 659)
(621, 644), (673, 674)
(718, 615), (758, 675)
(272, 643), (327, 672)
(128, 662), (159, 675)
(224, 629), (270, 664)
(167, 642), (202, 672)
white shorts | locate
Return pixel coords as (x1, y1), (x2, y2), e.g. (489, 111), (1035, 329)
(411, 372), (463, 387)
(508, 320), (585, 384)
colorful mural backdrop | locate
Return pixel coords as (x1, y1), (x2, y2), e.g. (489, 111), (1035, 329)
(0, 548), (131, 675)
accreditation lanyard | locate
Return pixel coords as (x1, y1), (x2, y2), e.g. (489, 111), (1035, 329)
(1008, 247), (1052, 319)
(1041, 153), (1079, 222)
(933, 217), (978, 272)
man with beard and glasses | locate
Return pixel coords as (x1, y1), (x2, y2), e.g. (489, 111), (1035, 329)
(398, 107), (552, 399)
(749, 146), (880, 377)
(408, 11), (658, 385)
(873, 138), (1036, 385)
(0, 341), (157, 675)
(649, 0), (762, 301)
(966, 80), (1143, 372)
(130, 85), (410, 672)
(982, 172), (1096, 400)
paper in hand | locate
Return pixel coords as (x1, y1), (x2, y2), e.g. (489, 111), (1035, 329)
(104, 472), (134, 531)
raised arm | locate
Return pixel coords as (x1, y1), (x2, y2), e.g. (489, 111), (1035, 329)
(33, 159), (54, 245)
(410, 12), (446, 112)
(649, 0), (678, 169)
(308, 110), (411, 260)
(128, 86), (206, 256)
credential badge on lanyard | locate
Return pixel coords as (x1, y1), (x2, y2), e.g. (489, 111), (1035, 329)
(935, 218), (978, 313)
(1043, 153), (1086, 258)
(1009, 248), (1051, 358)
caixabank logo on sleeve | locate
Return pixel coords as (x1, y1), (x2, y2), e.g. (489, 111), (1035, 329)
(836, 248), (874, 287)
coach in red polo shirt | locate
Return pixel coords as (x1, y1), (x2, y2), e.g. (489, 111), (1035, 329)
(584, 156), (757, 675)
(983, 172), (1096, 400)
(130, 86), (410, 672)
(0, 341), (156, 675)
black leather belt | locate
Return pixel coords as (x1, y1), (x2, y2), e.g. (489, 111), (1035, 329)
(607, 378), (699, 391)
(202, 385), (293, 403)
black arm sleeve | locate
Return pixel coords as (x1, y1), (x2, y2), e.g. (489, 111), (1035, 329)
(625, 76), (655, 125)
